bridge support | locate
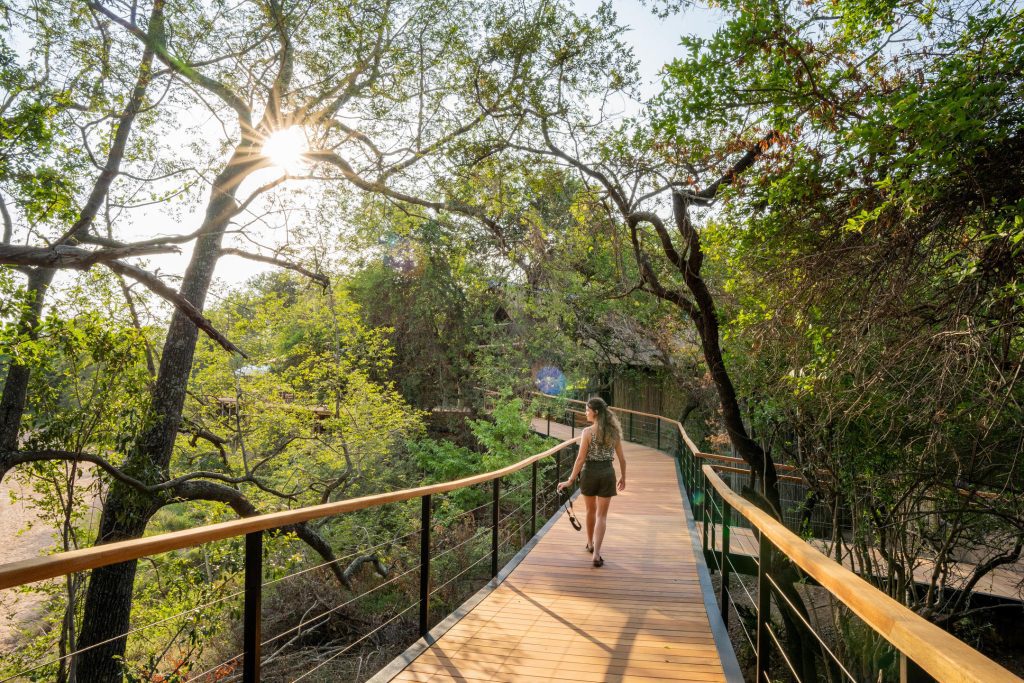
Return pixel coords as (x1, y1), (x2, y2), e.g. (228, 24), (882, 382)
(531, 462), (538, 537)
(720, 499), (731, 629)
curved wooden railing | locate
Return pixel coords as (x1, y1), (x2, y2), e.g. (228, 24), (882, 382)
(528, 391), (1020, 683)
(529, 391), (805, 481)
(701, 464), (1019, 683)
(0, 437), (578, 590)
(0, 432), (581, 682)
(3, 392), (1020, 683)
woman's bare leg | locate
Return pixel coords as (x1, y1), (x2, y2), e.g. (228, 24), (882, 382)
(592, 496), (612, 561)
(583, 495), (596, 549)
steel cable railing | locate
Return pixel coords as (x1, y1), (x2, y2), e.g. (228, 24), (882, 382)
(764, 571), (859, 683)
(699, 462), (1020, 683)
(0, 584), (244, 683)
(529, 391), (1020, 683)
(262, 527), (421, 589)
(173, 477), (566, 683)
(288, 600), (422, 682)
(0, 422), (581, 683)
(189, 471), (565, 683)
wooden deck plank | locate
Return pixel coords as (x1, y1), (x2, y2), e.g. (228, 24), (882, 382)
(385, 422), (728, 682)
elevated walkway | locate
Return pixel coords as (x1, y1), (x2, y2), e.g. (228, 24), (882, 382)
(2, 398), (1019, 682)
(379, 419), (740, 682)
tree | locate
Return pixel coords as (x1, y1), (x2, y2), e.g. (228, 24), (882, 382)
(0, 1), (631, 679)
(662, 0), (1024, 625)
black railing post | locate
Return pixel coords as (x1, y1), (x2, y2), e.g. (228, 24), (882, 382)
(656, 419), (661, 450)
(720, 498), (731, 629)
(419, 495), (431, 637)
(900, 653), (935, 683)
(756, 532), (772, 682)
(491, 478), (500, 578)
(628, 412), (634, 442)
(531, 461), (538, 537)
(546, 414), (550, 436)
(701, 472), (710, 555)
(243, 531), (263, 683)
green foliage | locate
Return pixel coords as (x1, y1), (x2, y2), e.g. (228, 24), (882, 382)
(652, 0), (1024, 655)
(184, 272), (424, 511)
(411, 397), (549, 513)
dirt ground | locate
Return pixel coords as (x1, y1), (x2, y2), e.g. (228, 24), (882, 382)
(0, 470), (102, 653)
(0, 476), (57, 651)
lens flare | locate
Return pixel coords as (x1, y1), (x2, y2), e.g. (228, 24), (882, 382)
(382, 236), (417, 275)
(535, 366), (566, 395)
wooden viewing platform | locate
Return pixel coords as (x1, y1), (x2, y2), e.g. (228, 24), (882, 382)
(377, 420), (740, 682)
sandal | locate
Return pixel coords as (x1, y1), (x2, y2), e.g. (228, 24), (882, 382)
(593, 556), (604, 568)
(585, 543), (594, 553)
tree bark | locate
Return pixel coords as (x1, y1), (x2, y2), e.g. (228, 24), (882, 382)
(0, 267), (54, 452)
(74, 150), (258, 683)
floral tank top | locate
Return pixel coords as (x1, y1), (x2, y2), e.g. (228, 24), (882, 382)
(585, 427), (616, 462)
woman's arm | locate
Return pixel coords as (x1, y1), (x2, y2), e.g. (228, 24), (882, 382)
(615, 439), (626, 492)
(557, 429), (589, 492)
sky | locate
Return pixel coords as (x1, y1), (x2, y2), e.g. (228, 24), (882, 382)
(197, 1), (726, 286)
(67, 2), (725, 294)
(574, 1), (724, 100)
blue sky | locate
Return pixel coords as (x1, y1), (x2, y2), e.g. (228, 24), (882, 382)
(574, 1), (725, 100)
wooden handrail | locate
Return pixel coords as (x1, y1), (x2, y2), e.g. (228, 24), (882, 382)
(702, 464), (1022, 683)
(532, 391), (801, 477)
(694, 451), (801, 474)
(530, 391), (667, 420)
(706, 463), (805, 485)
(0, 436), (580, 592)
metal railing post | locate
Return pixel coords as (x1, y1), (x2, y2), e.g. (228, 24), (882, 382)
(419, 495), (431, 636)
(546, 414), (550, 436)
(720, 498), (731, 629)
(756, 532), (772, 682)
(701, 473), (710, 555)
(900, 653), (935, 683)
(242, 531), (263, 683)
(656, 419), (661, 450)
(491, 478), (500, 578)
(531, 461), (538, 537)
(629, 412), (634, 442)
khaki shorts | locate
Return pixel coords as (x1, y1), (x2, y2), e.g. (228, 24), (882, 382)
(580, 460), (616, 497)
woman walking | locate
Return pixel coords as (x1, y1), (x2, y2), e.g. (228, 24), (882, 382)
(557, 397), (626, 567)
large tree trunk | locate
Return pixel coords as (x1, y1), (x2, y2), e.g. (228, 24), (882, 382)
(74, 152), (257, 683)
(669, 192), (783, 514)
(0, 268), (55, 453)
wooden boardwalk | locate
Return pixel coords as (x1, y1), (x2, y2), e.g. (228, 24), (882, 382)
(383, 420), (733, 682)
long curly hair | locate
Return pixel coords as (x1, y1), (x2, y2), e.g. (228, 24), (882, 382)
(587, 397), (622, 449)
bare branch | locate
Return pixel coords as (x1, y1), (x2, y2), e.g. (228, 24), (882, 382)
(88, 1), (253, 127)
(103, 259), (246, 356)
(219, 248), (328, 288)
(0, 449), (150, 491)
(0, 244), (179, 269)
